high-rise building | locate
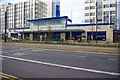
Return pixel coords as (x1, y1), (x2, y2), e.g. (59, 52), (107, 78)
(0, 0), (48, 34)
(84, 0), (117, 24)
(118, 1), (120, 29)
(44, 0), (60, 17)
(0, 3), (13, 34)
(52, 0), (60, 17)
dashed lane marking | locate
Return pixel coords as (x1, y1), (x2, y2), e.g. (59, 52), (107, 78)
(31, 49), (44, 52)
(12, 53), (25, 56)
(108, 58), (117, 61)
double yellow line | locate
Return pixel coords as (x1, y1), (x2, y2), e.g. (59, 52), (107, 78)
(0, 72), (22, 80)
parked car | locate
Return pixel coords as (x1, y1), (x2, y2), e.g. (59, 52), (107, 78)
(11, 37), (21, 41)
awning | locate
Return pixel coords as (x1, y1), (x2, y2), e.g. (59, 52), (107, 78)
(87, 31), (106, 35)
(8, 27), (30, 30)
(20, 29), (85, 33)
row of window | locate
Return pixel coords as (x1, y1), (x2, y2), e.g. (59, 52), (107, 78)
(85, 11), (116, 16)
(85, 13), (95, 16)
(85, 18), (116, 23)
(85, 6), (95, 10)
(85, 4), (116, 10)
(85, 0), (95, 4)
(85, 0), (114, 4)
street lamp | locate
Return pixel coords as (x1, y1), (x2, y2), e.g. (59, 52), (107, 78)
(37, 21), (40, 41)
(92, 17), (95, 44)
(4, 6), (8, 42)
(95, 2), (98, 43)
(91, 25), (94, 44)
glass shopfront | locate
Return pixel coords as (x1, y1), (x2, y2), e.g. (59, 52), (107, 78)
(87, 31), (106, 41)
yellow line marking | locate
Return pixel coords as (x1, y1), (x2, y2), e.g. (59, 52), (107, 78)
(0, 74), (11, 79)
(0, 72), (22, 80)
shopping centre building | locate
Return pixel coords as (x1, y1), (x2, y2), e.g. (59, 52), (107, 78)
(7, 16), (119, 43)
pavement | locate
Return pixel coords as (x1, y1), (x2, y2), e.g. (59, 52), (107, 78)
(2, 42), (119, 54)
(1, 46), (120, 78)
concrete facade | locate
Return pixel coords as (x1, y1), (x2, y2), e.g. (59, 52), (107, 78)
(84, 0), (117, 24)
(118, 1), (120, 29)
(67, 24), (114, 42)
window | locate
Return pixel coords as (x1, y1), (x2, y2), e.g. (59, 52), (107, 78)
(97, 12), (102, 15)
(90, 6), (95, 9)
(85, 7), (89, 10)
(104, 4), (109, 8)
(110, 11), (116, 14)
(85, 0), (89, 4)
(110, 4), (116, 7)
(90, 18), (95, 22)
(85, 13), (89, 16)
(104, 11), (109, 15)
(97, 5), (102, 8)
(110, 15), (115, 19)
(85, 19), (90, 23)
(104, 0), (109, 1)
(90, 13), (95, 16)
(90, 0), (95, 3)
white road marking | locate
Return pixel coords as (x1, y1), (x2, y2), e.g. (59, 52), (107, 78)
(58, 53), (86, 58)
(0, 55), (119, 76)
(18, 48), (27, 51)
(39, 48), (120, 56)
(31, 50), (43, 52)
(41, 48), (67, 52)
(9, 46), (118, 56)
(2, 51), (8, 54)
(12, 53), (25, 56)
(75, 51), (119, 56)
(77, 56), (86, 58)
(108, 58), (117, 61)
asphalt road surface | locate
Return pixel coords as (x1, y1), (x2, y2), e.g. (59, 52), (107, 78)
(0, 46), (120, 79)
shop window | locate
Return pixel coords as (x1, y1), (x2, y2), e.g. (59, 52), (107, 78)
(87, 31), (106, 41)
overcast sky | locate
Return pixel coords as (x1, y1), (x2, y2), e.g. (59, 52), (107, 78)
(0, 0), (119, 24)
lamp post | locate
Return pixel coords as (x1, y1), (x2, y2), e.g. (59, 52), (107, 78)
(116, 0), (118, 30)
(37, 21), (40, 41)
(92, 25), (94, 44)
(22, 24), (25, 40)
(96, 2), (98, 43)
(4, 6), (8, 43)
(92, 17), (95, 44)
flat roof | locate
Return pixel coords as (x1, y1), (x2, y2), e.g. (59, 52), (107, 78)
(66, 23), (114, 27)
(27, 16), (72, 22)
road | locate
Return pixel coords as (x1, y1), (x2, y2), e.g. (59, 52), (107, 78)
(0, 46), (120, 79)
